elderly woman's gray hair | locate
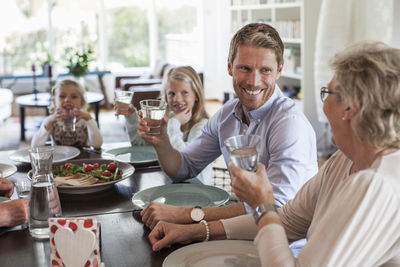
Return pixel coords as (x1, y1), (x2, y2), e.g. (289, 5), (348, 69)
(331, 42), (400, 148)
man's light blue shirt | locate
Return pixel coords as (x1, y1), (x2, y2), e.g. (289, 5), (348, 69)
(176, 85), (318, 208)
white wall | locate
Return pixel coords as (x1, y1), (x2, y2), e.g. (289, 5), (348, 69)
(302, 0), (328, 155)
(202, 0), (232, 101)
(393, 0), (400, 48)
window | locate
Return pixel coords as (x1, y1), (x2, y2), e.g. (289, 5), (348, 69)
(104, 0), (203, 71)
(104, 0), (150, 70)
(155, 0), (203, 69)
(0, 0), (48, 74)
(52, 0), (101, 71)
(0, 0), (203, 75)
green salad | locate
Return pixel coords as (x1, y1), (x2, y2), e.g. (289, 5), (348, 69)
(52, 162), (121, 183)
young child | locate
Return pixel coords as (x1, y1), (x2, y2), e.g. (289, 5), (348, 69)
(114, 66), (212, 184)
(31, 79), (103, 148)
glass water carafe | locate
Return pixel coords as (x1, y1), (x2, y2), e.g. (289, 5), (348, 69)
(28, 146), (62, 240)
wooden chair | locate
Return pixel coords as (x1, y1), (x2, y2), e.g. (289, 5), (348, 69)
(115, 75), (140, 90)
(130, 85), (162, 111)
(114, 61), (170, 91)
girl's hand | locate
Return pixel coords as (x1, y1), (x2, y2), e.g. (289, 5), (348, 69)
(172, 107), (192, 125)
(73, 108), (92, 121)
(44, 108), (64, 131)
(114, 102), (134, 116)
(229, 162), (274, 209)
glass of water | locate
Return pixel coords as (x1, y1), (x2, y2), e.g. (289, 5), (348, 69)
(140, 99), (167, 135)
(14, 179), (31, 199)
(115, 90), (134, 115)
(62, 105), (76, 132)
(224, 135), (261, 172)
(28, 146), (62, 240)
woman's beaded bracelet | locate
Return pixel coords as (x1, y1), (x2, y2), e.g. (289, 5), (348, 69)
(200, 220), (210, 242)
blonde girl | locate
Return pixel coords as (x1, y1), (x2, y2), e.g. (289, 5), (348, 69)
(115, 66), (212, 184)
(31, 79), (103, 148)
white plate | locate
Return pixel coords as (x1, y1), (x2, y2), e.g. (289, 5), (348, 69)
(132, 184), (229, 209)
(163, 240), (261, 267)
(102, 146), (157, 165)
(9, 146), (80, 163)
(27, 159), (135, 194)
(0, 163), (17, 178)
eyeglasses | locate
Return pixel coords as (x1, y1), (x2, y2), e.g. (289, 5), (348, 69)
(320, 87), (337, 102)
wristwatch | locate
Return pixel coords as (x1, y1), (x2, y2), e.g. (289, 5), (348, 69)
(190, 206), (205, 222)
(253, 203), (277, 225)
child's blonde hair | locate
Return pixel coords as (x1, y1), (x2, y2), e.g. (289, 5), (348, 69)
(161, 66), (208, 141)
(49, 79), (87, 113)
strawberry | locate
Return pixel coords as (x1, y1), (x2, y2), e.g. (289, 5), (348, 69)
(64, 162), (71, 169)
(93, 163), (100, 168)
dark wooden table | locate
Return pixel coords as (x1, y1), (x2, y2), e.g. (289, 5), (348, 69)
(15, 92), (104, 141)
(0, 147), (186, 267)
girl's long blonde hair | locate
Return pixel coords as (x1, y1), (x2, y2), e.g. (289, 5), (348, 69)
(162, 66), (209, 140)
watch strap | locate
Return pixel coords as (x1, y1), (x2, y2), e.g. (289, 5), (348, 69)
(253, 203), (277, 225)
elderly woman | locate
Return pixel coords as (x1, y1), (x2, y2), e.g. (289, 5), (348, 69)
(148, 42), (400, 265)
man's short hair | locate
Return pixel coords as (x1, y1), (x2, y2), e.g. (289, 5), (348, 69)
(228, 23), (284, 67)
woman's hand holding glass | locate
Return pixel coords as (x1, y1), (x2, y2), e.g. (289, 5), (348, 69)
(228, 162), (274, 209)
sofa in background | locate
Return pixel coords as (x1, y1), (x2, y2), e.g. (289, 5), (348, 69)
(0, 88), (13, 124)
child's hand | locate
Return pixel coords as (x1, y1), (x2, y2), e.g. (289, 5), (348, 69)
(114, 102), (134, 116)
(172, 107), (192, 125)
(44, 108), (65, 131)
(73, 108), (92, 121)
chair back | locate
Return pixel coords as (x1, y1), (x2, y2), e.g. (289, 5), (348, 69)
(131, 86), (161, 111)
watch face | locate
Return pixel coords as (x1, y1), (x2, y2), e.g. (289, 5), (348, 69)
(190, 208), (205, 222)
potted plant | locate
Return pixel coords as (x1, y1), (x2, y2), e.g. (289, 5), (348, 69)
(65, 46), (94, 78)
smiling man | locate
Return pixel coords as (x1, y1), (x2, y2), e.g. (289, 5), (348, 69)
(138, 23), (317, 256)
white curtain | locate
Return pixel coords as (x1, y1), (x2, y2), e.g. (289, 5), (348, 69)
(314, 0), (393, 122)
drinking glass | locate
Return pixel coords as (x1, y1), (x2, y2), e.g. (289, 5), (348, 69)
(14, 179), (31, 199)
(62, 105), (76, 132)
(140, 99), (167, 135)
(14, 179), (31, 229)
(224, 134), (261, 172)
(115, 90), (134, 115)
(28, 146), (62, 240)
